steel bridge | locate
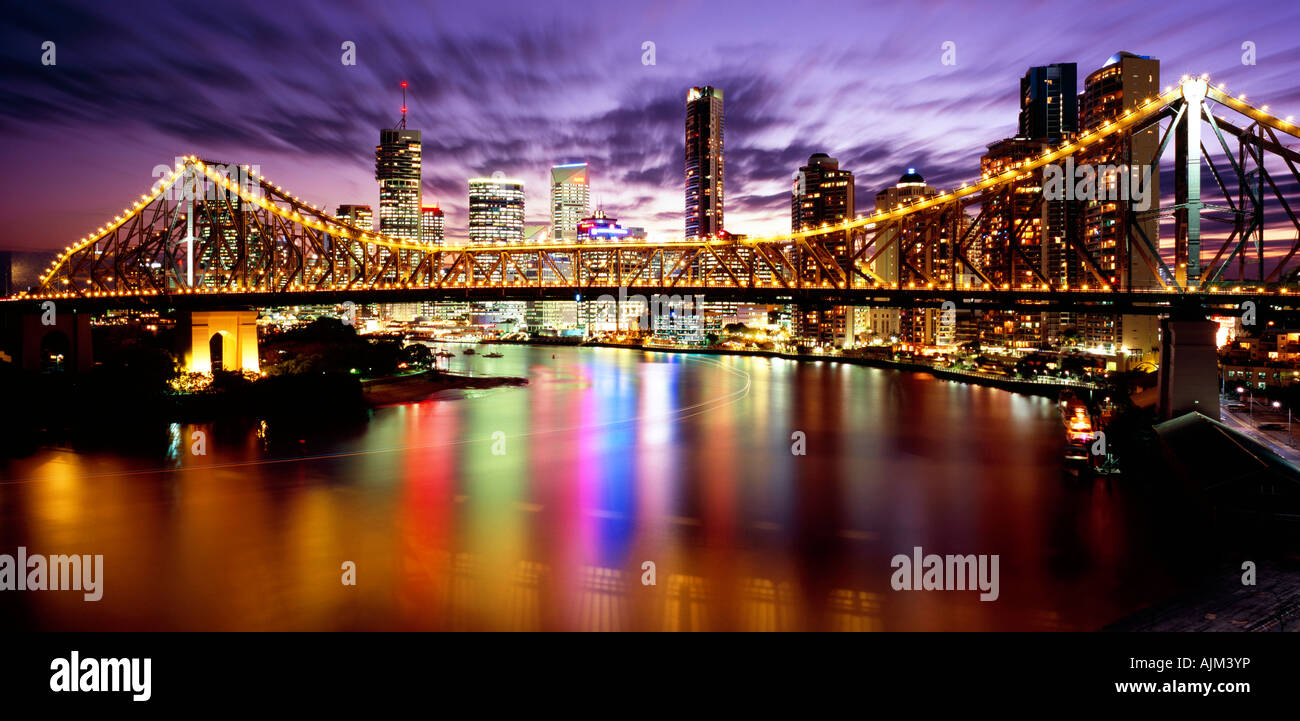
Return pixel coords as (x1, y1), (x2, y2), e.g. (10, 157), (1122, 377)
(7, 76), (1300, 319)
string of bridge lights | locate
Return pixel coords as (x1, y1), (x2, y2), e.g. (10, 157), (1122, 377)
(22, 75), (1300, 302)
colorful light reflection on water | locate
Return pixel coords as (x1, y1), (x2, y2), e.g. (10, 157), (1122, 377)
(0, 346), (1195, 630)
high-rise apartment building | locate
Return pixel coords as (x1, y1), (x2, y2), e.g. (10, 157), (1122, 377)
(976, 138), (1051, 349)
(685, 86), (725, 239)
(1020, 63), (1078, 142)
(1078, 51), (1162, 357)
(980, 137), (1049, 288)
(872, 169), (938, 342)
(1079, 52), (1160, 291)
(792, 153), (855, 346)
(792, 153), (855, 233)
(1018, 63), (1082, 346)
(550, 164), (590, 243)
(468, 178), (525, 245)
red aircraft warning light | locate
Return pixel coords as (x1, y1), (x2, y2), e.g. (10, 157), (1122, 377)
(397, 81), (410, 128)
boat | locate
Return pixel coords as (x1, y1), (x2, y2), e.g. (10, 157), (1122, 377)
(1059, 389), (1096, 466)
(462, 348), (476, 355)
(434, 350), (455, 359)
(483, 352), (503, 358)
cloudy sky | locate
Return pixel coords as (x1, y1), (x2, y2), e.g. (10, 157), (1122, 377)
(2, 0), (1299, 250)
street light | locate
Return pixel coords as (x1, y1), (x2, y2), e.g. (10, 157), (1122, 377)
(1277, 400), (1295, 446)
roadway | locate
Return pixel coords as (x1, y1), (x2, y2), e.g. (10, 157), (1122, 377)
(4, 284), (1298, 319)
(1217, 396), (1300, 466)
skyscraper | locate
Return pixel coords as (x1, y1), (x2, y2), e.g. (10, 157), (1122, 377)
(685, 86), (724, 239)
(980, 138), (1049, 288)
(792, 153), (854, 234)
(1020, 63), (1078, 142)
(1079, 52), (1160, 290)
(375, 129), (422, 243)
(978, 138), (1049, 349)
(550, 164), (590, 243)
(421, 205), (444, 246)
(872, 169), (938, 343)
(792, 153), (855, 346)
(468, 178), (525, 245)
(1078, 51), (1162, 357)
(1020, 63), (1081, 346)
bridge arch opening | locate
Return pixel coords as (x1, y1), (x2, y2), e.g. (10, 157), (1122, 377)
(209, 332), (225, 372)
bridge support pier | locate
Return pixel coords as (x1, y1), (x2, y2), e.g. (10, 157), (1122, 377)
(6, 311), (93, 372)
(1157, 318), (1219, 420)
(180, 310), (260, 373)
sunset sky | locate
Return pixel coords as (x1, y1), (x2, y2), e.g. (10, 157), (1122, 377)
(2, 0), (1299, 250)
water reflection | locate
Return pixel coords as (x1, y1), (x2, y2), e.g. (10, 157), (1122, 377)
(0, 346), (1193, 630)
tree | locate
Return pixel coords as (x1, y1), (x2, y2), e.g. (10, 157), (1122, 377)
(401, 343), (434, 369)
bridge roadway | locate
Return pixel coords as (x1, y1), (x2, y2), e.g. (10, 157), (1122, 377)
(3, 285), (1299, 319)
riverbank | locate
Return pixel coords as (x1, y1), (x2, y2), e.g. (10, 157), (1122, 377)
(362, 370), (528, 406)
(486, 338), (1098, 399)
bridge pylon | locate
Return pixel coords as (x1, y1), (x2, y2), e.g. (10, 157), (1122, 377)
(1157, 316), (1220, 421)
(178, 310), (259, 373)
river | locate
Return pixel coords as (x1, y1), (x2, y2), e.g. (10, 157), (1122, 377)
(0, 345), (1197, 630)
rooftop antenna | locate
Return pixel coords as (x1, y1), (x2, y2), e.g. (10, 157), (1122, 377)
(397, 80), (409, 129)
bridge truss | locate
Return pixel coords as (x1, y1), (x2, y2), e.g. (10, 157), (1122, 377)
(16, 77), (1300, 310)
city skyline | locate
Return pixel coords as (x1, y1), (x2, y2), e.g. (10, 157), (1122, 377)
(2, 0), (1300, 251)
(8, 0), (1300, 664)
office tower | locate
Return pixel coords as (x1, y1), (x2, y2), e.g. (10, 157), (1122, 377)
(469, 178), (527, 330)
(421, 205), (444, 246)
(468, 178), (525, 245)
(550, 164), (590, 243)
(872, 169), (938, 344)
(791, 153), (856, 347)
(1078, 51), (1161, 357)
(335, 204), (374, 232)
(375, 129), (422, 242)
(1020, 63), (1078, 142)
(685, 86), (725, 239)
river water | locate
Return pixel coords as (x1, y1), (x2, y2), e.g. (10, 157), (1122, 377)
(0, 345), (1197, 630)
